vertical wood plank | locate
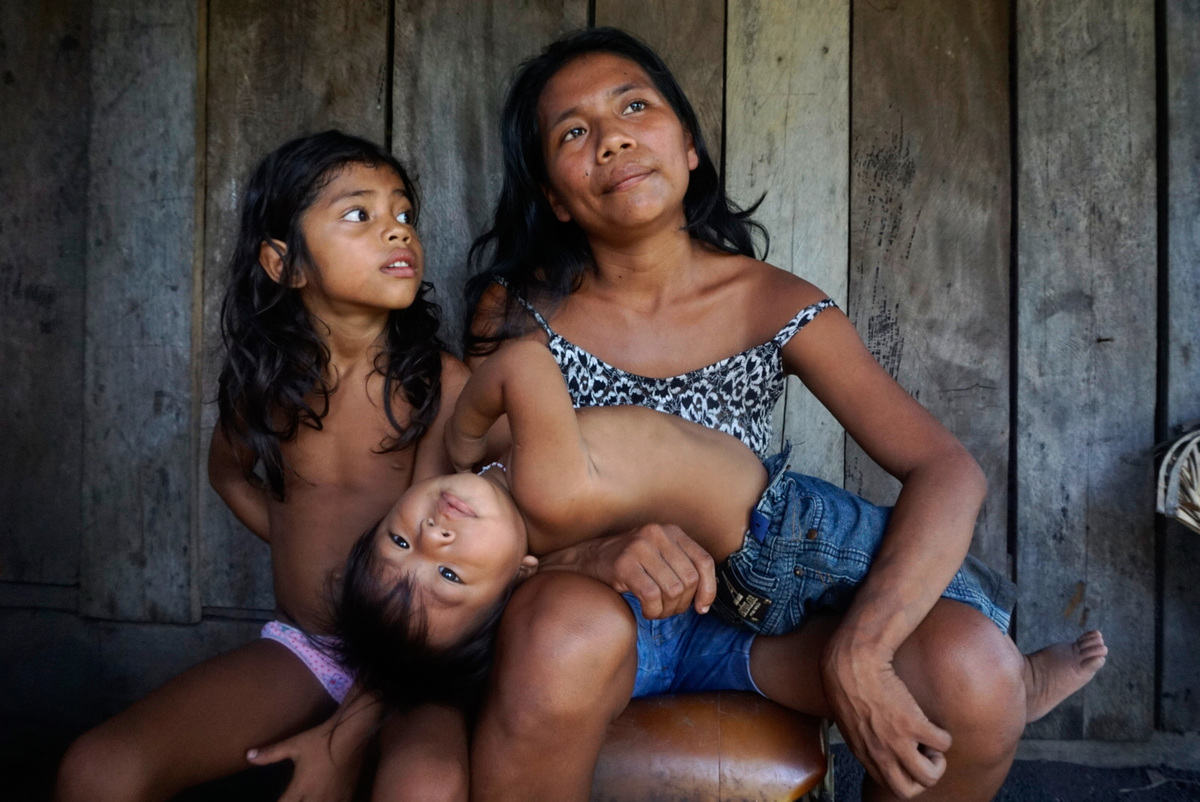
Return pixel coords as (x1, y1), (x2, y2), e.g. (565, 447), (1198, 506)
(199, 0), (391, 611)
(594, 0), (725, 167)
(0, 0), (89, 585)
(725, 0), (849, 481)
(392, 0), (588, 347)
(1016, 0), (1157, 740)
(81, 1), (201, 622)
(848, 0), (1011, 569)
(1161, 0), (1200, 734)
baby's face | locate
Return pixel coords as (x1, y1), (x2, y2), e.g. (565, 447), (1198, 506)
(372, 472), (533, 648)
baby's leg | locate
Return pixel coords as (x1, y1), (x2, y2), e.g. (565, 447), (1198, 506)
(371, 703), (469, 802)
(1023, 629), (1107, 723)
(54, 638), (335, 802)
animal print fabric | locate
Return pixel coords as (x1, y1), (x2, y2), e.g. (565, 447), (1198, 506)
(512, 294), (837, 459)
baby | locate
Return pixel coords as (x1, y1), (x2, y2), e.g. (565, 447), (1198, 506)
(333, 339), (1106, 717)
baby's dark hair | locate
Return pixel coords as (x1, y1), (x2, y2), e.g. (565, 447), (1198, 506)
(333, 523), (513, 713)
(217, 130), (443, 498)
(463, 26), (768, 356)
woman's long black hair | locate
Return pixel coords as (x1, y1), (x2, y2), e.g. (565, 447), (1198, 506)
(217, 130), (443, 499)
(463, 26), (768, 356)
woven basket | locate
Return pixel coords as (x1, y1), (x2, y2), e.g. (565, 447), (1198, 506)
(1157, 427), (1200, 535)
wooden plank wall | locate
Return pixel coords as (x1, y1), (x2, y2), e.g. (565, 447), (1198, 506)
(1, 0), (1196, 752)
(1016, 0), (1157, 739)
(1162, 0), (1200, 733)
(848, 0), (1011, 569)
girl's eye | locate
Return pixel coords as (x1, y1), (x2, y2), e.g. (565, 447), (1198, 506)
(395, 210), (412, 225)
(341, 208), (369, 222)
(562, 126), (586, 143)
(438, 566), (462, 584)
(624, 100), (647, 114)
(389, 533), (409, 549)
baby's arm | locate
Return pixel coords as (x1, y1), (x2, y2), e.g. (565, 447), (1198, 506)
(207, 423), (270, 541)
(448, 340), (593, 521)
(411, 353), (471, 482)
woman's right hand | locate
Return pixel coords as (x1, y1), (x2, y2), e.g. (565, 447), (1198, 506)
(538, 523), (716, 618)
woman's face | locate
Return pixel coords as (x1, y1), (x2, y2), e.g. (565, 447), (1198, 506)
(537, 52), (699, 240)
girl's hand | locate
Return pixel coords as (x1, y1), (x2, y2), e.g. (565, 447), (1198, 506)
(821, 632), (952, 799)
(246, 710), (369, 802)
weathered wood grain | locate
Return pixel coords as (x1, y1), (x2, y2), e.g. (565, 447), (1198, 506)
(847, 0), (1011, 570)
(594, 0), (725, 168)
(392, 0), (588, 347)
(199, 0), (391, 611)
(1161, 0), (1200, 734)
(81, 1), (201, 622)
(0, 1), (89, 586)
(1016, 0), (1157, 740)
(725, 0), (848, 482)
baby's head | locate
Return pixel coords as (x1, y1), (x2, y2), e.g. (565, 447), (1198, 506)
(335, 468), (537, 711)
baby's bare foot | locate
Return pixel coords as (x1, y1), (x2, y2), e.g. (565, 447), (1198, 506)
(1023, 630), (1108, 723)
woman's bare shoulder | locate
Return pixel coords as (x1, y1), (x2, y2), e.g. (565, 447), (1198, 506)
(713, 254), (833, 323)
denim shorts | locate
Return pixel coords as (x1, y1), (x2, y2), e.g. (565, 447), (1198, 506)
(710, 448), (1017, 637)
(622, 594), (760, 699)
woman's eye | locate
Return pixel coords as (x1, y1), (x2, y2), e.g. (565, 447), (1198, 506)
(562, 126), (585, 142)
(395, 210), (412, 224)
(438, 566), (462, 584)
(624, 100), (647, 114)
(389, 533), (409, 549)
(340, 208), (368, 222)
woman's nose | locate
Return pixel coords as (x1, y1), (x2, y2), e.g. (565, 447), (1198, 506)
(597, 124), (635, 161)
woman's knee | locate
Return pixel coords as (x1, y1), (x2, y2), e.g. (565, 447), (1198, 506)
(900, 601), (1026, 762)
(490, 573), (637, 720)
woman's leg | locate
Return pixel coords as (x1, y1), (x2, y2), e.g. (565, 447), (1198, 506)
(54, 638), (335, 802)
(751, 599), (1027, 802)
(470, 572), (639, 802)
(372, 704), (470, 802)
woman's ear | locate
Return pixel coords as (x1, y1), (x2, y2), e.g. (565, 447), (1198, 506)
(542, 186), (572, 223)
(685, 130), (699, 172)
(517, 554), (539, 581)
(258, 239), (306, 288)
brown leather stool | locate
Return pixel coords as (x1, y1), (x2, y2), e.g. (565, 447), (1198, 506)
(592, 692), (829, 801)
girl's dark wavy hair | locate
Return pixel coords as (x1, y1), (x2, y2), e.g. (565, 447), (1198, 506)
(217, 130), (443, 499)
(333, 524), (514, 713)
(463, 26), (768, 356)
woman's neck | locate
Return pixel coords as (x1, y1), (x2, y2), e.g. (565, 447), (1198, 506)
(586, 227), (700, 309)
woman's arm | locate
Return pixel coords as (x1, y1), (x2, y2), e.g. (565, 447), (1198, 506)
(784, 304), (986, 792)
(208, 423), (271, 542)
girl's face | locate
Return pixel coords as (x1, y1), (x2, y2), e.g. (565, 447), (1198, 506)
(288, 163), (424, 321)
(537, 52), (698, 241)
(372, 472), (535, 649)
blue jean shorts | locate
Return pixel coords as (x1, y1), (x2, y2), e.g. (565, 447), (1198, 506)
(622, 594), (760, 699)
(710, 448), (1017, 637)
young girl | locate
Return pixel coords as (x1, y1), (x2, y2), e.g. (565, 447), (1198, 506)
(331, 339), (1104, 721)
(54, 131), (470, 802)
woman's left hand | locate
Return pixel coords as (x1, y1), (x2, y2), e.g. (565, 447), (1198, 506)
(821, 632), (952, 799)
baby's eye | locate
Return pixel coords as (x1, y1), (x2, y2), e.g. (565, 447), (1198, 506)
(389, 533), (410, 549)
(562, 126), (586, 143)
(623, 99), (647, 114)
(438, 566), (462, 584)
(340, 208), (369, 222)
(395, 209), (412, 225)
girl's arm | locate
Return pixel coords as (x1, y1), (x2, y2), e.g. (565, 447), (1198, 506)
(784, 304), (984, 791)
(208, 423), (271, 542)
(411, 353), (471, 483)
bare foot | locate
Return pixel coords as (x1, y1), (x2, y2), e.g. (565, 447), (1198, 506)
(1023, 630), (1108, 723)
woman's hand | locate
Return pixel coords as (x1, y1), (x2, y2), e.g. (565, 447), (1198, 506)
(821, 630), (952, 799)
(538, 523), (716, 618)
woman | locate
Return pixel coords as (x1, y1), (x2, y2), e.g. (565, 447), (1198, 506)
(463, 28), (1096, 802)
